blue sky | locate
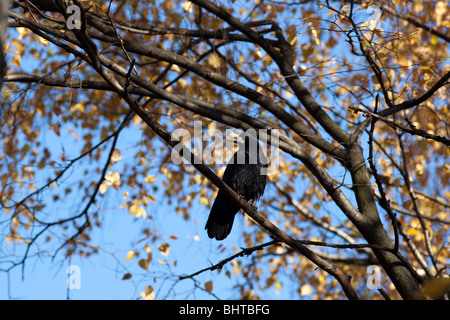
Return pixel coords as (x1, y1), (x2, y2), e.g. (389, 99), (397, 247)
(1, 179), (247, 300)
(0, 116), (290, 300)
(1, 187), (292, 300)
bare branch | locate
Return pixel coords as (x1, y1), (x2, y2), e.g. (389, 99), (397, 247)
(179, 240), (279, 280)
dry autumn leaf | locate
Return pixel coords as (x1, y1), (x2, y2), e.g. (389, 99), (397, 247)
(140, 286), (155, 300)
(158, 243), (170, 257)
(205, 281), (213, 293)
(125, 250), (136, 261)
(122, 273), (132, 280)
(138, 259), (149, 271)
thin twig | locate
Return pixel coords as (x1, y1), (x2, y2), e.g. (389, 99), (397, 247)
(396, 131), (438, 275)
(179, 240), (279, 280)
(349, 105), (450, 146)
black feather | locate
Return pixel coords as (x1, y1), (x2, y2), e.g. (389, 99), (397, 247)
(205, 135), (267, 240)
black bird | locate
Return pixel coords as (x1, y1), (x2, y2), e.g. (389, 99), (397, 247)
(205, 133), (267, 240)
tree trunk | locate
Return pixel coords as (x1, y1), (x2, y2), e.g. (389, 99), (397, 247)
(347, 145), (424, 299)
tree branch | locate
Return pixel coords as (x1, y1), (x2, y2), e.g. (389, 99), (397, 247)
(349, 105), (450, 146)
(179, 240), (279, 280)
(190, 0), (351, 145)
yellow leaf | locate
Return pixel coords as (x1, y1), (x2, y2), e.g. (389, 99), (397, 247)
(144, 175), (157, 183)
(275, 281), (282, 292)
(256, 48), (263, 59)
(99, 183), (109, 195)
(208, 52), (221, 69)
(423, 277), (450, 299)
(125, 250), (135, 261)
(300, 284), (313, 296)
(181, 0), (193, 12)
(111, 149), (122, 163)
(284, 89), (293, 99)
(170, 64), (181, 72)
(205, 281), (213, 293)
(140, 285), (155, 300)
(17, 27), (29, 40)
(12, 216), (20, 228)
(6, 234), (22, 244)
(415, 162), (424, 175)
(311, 27), (320, 46)
(105, 171), (121, 189)
(38, 36), (49, 46)
(70, 103), (85, 113)
(238, 54), (245, 65)
(11, 39), (26, 53)
(12, 54), (21, 67)
(158, 243), (170, 257)
(132, 114), (142, 126)
(68, 128), (79, 140)
(177, 78), (187, 89)
(1, 87), (12, 99)
(430, 35), (438, 45)
(262, 55), (272, 67)
(287, 34), (297, 46)
(199, 196), (209, 205)
(130, 204), (146, 218)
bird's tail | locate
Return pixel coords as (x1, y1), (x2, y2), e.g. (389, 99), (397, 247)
(205, 193), (239, 241)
